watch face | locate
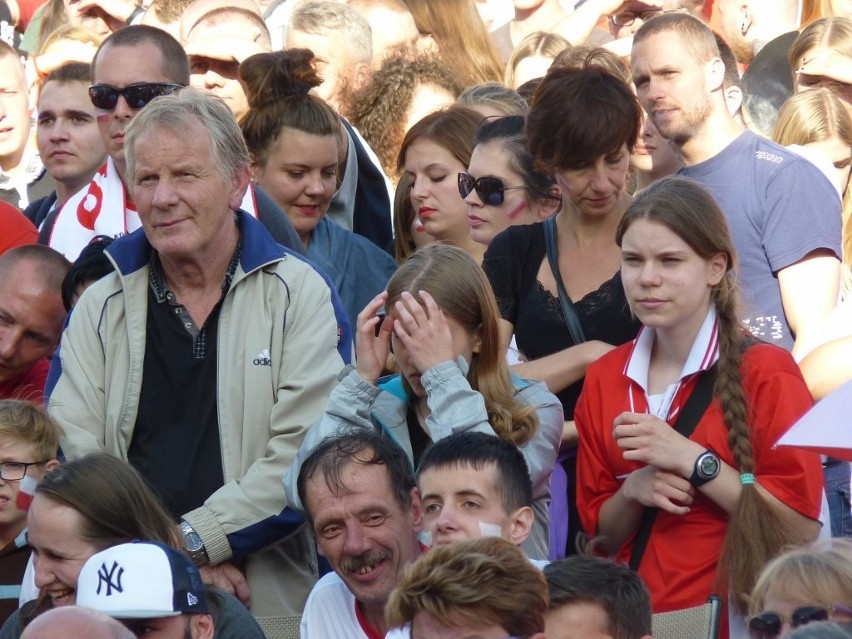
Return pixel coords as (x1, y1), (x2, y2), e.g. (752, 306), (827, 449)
(184, 532), (204, 552)
(699, 454), (720, 478)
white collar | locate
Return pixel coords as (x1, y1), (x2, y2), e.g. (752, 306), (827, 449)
(624, 308), (720, 419)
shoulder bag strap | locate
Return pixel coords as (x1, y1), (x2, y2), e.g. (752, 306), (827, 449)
(543, 216), (587, 345)
(628, 365), (718, 571)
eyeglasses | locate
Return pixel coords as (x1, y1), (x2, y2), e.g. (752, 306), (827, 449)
(88, 82), (183, 110)
(610, 9), (662, 27)
(458, 172), (529, 206)
(0, 461), (48, 482)
(748, 605), (852, 638)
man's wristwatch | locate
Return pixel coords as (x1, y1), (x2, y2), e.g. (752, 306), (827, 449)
(181, 520), (210, 567)
(689, 450), (721, 487)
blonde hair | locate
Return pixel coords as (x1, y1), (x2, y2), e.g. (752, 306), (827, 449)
(405, 0), (504, 87)
(386, 244), (538, 446)
(789, 17), (852, 71)
(37, 23), (103, 61)
(504, 31), (570, 88)
(0, 401), (62, 462)
(386, 536), (547, 636)
(773, 88), (852, 294)
(749, 538), (852, 617)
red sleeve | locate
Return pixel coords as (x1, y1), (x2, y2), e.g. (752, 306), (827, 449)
(575, 348), (640, 538)
(741, 345), (823, 520)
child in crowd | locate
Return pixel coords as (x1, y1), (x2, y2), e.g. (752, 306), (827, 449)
(0, 401), (61, 624)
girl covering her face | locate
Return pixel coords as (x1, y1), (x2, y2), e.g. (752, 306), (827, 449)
(284, 244), (564, 561)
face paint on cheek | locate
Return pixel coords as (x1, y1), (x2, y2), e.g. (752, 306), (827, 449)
(96, 112), (110, 123)
(506, 200), (528, 220)
(418, 530), (433, 547)
(478, 521), (503, 538)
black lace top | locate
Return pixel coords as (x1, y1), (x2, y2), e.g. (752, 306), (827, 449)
(483, 222), (641, 417)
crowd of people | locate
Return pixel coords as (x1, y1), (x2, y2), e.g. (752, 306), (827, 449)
(0, 0), (852, 638)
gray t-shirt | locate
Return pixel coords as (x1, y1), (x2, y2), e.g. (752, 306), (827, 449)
(680, 131), (841, 351)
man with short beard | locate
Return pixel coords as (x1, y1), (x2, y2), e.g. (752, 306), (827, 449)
(295, 432), (424, 639)
(284, 1), (372, 120)
(630, 11), (841, 361)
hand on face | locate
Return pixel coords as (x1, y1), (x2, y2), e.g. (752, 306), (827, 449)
(797, 48), (852, 86)
(75, 0), (137, 23)
(621, 464), (695, 515)
(355, 291), (394, 385)
(392, 291), (457, 374)
(612, 411), (704, 476)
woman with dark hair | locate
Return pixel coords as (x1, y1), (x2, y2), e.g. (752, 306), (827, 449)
(576, 176), (821, 627)
(462, 115), (560, 248)
(482, 66), (642, 557)
(0, 454), (263, 639)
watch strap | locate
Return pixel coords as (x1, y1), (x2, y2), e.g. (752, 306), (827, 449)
(181, 520), (210, 567)
(689, 450), (720, 487)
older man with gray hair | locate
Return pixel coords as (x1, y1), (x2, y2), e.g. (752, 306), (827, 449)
(47, 88), (351, 634)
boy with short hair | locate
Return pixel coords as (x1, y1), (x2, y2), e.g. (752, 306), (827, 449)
(416, 432), (537, 552)
(0, 400), (61, 622)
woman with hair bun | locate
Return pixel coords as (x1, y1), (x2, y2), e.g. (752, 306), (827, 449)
(239, 49), (397, 329)
(575, 176), (822, 629)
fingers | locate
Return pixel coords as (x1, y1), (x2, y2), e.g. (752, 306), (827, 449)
(626, 467), (693, 515)
(200, 563), (252, 608)
(356, 291), (387, 333)
(229, 568), (252, 608)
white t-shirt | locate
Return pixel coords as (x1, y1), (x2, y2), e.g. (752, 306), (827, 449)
(301, 572), (382, 639)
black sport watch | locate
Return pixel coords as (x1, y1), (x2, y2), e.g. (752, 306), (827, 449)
(689, 450), (721, 487)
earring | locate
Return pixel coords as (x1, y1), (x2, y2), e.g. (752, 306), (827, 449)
(740, 19), (748, 35)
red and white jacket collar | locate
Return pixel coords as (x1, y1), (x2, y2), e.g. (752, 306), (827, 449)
(623, 308), (720, 422)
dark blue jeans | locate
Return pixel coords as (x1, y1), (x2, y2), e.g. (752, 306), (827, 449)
(824, 460), (852, 537)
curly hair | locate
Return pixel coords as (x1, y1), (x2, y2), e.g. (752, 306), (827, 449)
(349, 53), (462, 178)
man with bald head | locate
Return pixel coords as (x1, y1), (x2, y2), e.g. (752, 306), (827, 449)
(21, 607), (135, 639)
(0, 245), (69, 402)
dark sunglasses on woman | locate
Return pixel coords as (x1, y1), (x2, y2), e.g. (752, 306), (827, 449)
(458, 172), (529, 206)
(748, 604), (852, 638)
(89, 82), (183, 110)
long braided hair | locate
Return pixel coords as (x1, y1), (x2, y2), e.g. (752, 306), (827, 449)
(615, 176), (807, 612)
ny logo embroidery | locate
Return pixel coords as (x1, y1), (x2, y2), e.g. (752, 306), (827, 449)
(97, 561), (125, 596)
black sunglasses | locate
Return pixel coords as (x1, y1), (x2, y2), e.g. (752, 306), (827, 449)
(89, 82), (183, 110)
(748, 605), (852, 638)
(458, 172), (529, 206)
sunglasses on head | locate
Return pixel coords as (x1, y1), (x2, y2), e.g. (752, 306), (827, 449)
(748, 605), (852, 638)
(88, 82), (183, 110)
(458, 172), (529, 206)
